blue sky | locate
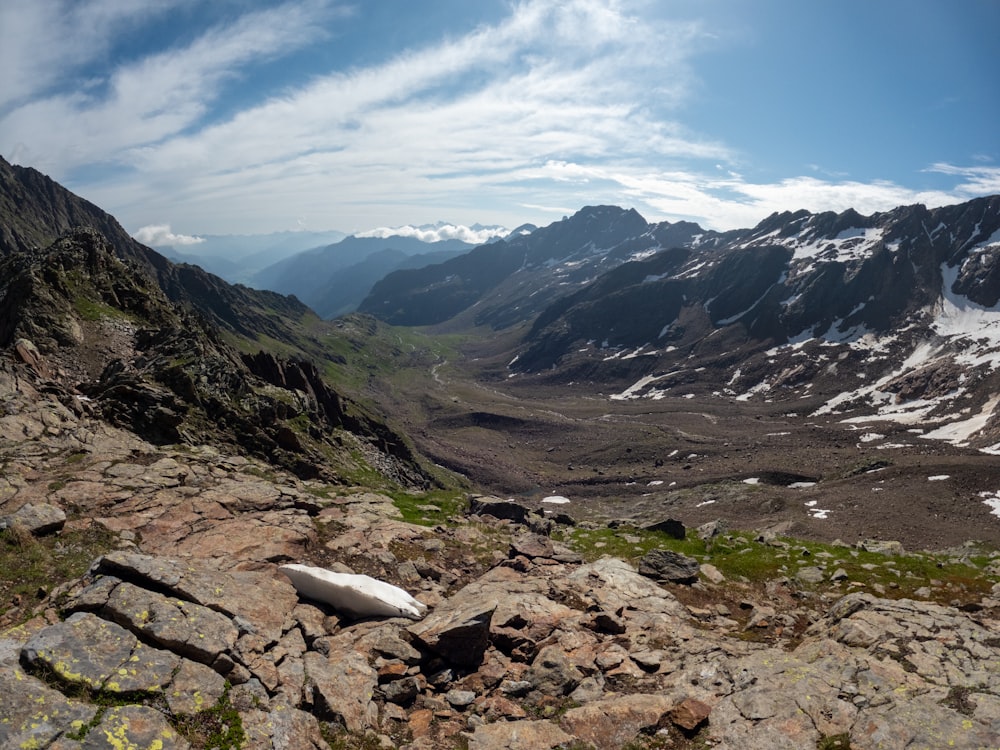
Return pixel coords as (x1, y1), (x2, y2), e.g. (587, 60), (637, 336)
(2, 0), (998, 244)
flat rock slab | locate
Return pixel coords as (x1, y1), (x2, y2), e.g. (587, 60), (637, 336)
(102, 581), (239, 665)
(22, 611), (142, 691)
(96, 551), (298, 643)
(464, 719), (575, 750)
(561, 694), (675, 749)
(0, 663), (96, 748)
(70, 704), (189, 749)
(0, 501), (66, 534)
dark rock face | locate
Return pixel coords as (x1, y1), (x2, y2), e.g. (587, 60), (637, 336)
(637, 549), (700, 584)
(359, 206), (653, 326)
(0, 225), (428, 484)
(0, 156), (314, 346)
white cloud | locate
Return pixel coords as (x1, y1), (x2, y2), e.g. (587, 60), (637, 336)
(1, 1), (340, 176)
(357, 223), (508, 244)
(3, 0), (996, 236)
(926, 163), (1000, 196)
(133, 224), (204, 246)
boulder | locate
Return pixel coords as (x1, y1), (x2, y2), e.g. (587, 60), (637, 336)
(643, 518), (687, 539)
(561, 694), (674, 748)
(408, 599), (496, 667)
(637, 549), (700, 584)
(303, 650), (379, 733)
(0, 502), (66, 535)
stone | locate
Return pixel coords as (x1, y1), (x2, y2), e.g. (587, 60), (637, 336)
(796, 566), (825, 584)
(560, 694), (674, 749)
(858, 539), (905, 556)
(166, 657), (228, 716)
(21, 611), (141, 691)
(408, 599), (496, 667)
(670, 697), (712, 731)
(526, 645), (584, 697)
(468, 496), (530, 523)
(383, 676), (421, 705)
(0, 502), (66, 535)
(700, 563), (725, 583)
(304, 650), (378, 733)
(637, 549), (700, 584)
(0, 663), (96, 748)
(78, 704), (190, 749)
(643, 518), (686, 539)
(464, 719), (575, 750)
(101, 581), (239, 665)
(445, 689), (477, 708)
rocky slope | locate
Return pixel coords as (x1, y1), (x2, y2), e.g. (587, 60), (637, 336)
(2, 357), (1000, 749)
(0, 225), (427, 485)
(0, 155), (324, 353)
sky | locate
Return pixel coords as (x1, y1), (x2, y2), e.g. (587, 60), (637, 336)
(2, 0), (999, 245)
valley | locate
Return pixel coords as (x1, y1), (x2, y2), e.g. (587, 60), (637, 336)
(360, 325), (1000, 552)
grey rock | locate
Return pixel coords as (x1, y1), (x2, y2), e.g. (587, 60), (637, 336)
(0, 502), (66, 535)
(526, 645), (584, 697)
(0, 662), (96, 748)
(383, 676), (421, 705)
(464, 719), (574, 750)
(637, 549), (700, 584)
(101, 581), (239, 665)
(446, 689), (477, 708)
(408, 599), (496, 667)
(468, 496), (529, 523)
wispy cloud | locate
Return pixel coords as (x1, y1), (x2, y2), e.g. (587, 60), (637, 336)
(2, 0), (340, 174)
(2, 0), (996, 235)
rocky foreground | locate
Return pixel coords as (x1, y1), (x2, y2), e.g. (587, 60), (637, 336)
(3, 364), (1000, 749)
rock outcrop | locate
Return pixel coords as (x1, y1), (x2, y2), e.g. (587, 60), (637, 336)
(1, 376), (998, 748)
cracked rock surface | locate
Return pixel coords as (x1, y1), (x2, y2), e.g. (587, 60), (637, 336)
(2, 361), (1000, 749)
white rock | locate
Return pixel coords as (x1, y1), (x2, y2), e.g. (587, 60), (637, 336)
(279, 564), (428, 620)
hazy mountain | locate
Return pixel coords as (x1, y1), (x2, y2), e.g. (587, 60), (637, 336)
(250, 234), (475, 318)
(358, 206), (655, 326)
(154, 229), (348, 283)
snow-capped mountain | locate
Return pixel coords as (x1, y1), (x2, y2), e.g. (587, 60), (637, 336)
(363, 196), (1000, 454)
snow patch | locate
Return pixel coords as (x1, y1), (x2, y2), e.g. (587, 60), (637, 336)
(280, 564), (428, 620)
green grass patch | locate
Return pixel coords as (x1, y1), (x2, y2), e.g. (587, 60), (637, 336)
(556, 526), (998, 603)
(389, 490), (469, 526)
(0, 523), (118, 623)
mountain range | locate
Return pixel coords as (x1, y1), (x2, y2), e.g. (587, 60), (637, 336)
(4, 156), (1000, 750)
(360, 198), (1000, 454)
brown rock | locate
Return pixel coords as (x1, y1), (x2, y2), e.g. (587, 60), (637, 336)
(670, 697), (712, 731)
(303, 650), (378, 733)
(464, 719), (575, 750)
(561, 694), (674, 749)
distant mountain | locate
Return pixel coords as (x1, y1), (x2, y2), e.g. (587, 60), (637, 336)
(154, 229), (348, 284)
(358, 206), (657, 326)
(250, 234), (476, 319)
(309, 246), (471, 319)
(359, 197), (1000, 453)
